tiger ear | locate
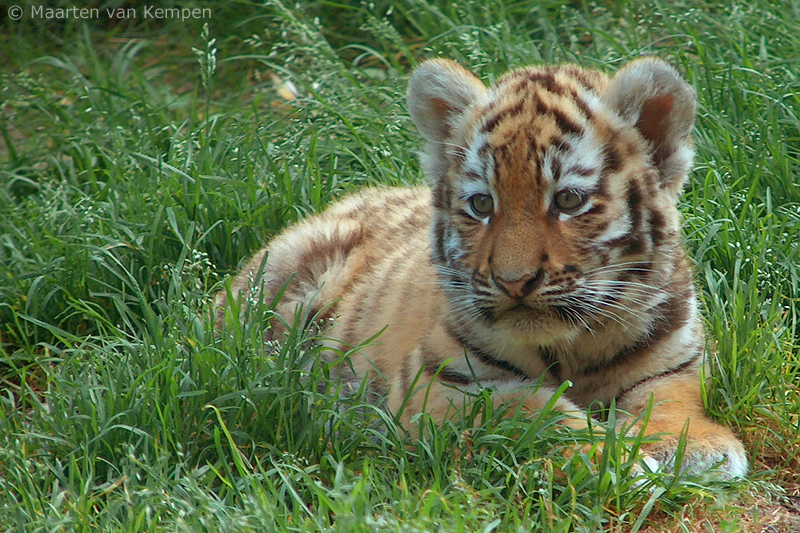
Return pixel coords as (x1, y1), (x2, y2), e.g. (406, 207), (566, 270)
(605, 58), (697, 197)
(407, 59), (486, 144)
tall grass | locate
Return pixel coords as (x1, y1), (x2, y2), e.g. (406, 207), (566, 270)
(1, 0), (798, 531)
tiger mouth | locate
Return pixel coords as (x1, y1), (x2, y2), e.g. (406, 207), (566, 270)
(499, 302), (548, 318)
(498, 301), (574, 323)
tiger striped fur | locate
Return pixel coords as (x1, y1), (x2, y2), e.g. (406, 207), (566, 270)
(217, 57), (747, 478)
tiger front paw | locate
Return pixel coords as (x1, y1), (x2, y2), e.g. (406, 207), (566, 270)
(638, 434), (748, 479)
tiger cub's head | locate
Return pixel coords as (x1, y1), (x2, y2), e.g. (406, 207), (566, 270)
(407, 58), (698, 347)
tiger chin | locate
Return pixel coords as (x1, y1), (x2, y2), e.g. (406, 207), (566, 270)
(216, 57), (748, 479)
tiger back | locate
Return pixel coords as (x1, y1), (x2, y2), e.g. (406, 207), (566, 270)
(216, 57), (747, 478)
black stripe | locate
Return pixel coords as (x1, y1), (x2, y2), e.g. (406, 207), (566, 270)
(566, 165), (596, 177)
(527, 138), (538, 162)
(540, 346), (562, 382)
(432, 183), (448, 210)
(584, 203), (607, 216)
(579, 294), (691, 376)
(423, 359), (472, 385)
(551, 108), (583, 136)
(536, 99), (548, 116)
(621, 180), (647, 255)
(474, 303), (496, 324)
(558, 65), (599, 91)
(615, 349), (702, 402)
(400, 356), (412, 392)
(603, 143), (622, 174)
(528, 71), (565, 96)
(551, 158), (563, 182)
(451, 145), (466, 163)
(555, 140), (573, 153)
(625, 262), (652, 278)
(648, 209), (668, 248)
(495, 145), (510, 170)
(481, 100), (524, 134)
(568, 88), (594, 120)
(507, 76), (530, 95)
(446, 325), (528, 378)
(431, 216), (446, 264)
(626, 181), (643, 225)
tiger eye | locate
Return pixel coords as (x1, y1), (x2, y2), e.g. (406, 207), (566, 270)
(554, 190), (585, 211)
(469, 194), (494, 217)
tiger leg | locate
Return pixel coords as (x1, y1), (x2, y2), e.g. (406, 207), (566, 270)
(618, 373), (747, 478)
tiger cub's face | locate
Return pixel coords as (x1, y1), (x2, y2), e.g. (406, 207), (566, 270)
(407, 58), (697, 346)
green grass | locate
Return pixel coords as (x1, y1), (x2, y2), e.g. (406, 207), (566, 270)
(1, 0), (799, 531)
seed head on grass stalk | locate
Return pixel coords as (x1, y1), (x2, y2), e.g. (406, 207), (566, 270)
(192, 22), (217, 136)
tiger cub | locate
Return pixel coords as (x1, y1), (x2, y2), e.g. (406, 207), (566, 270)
(217, 57), (747, 478)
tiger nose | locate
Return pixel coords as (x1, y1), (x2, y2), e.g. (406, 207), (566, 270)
(494, 269), (545, 298)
